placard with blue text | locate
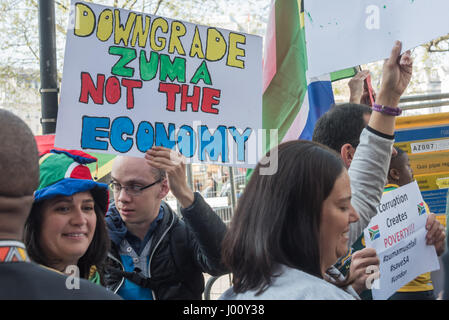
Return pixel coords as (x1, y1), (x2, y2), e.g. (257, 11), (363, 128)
(55, 1), (263, 167)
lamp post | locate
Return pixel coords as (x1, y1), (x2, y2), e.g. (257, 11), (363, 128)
(38, 0), (59, 134)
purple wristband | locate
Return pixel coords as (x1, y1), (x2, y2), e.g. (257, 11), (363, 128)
(372, 103), (402, 116)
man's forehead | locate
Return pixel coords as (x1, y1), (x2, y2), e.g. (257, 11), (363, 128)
(112, 156), (152, 177)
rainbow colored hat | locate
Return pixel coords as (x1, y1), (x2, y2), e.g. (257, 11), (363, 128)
(34, 149), (109, 213)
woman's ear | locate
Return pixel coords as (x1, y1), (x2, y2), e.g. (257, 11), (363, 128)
(340, 143), (356, 168)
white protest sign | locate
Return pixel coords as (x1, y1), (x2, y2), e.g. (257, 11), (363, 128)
(364, 181), (439, 300)
(55, 1), (263, 167)
(304, 0), (449, 78)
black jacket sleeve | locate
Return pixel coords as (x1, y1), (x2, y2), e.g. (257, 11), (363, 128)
(181, 192), (229, 276)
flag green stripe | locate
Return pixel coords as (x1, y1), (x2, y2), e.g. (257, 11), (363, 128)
(262, 0), (307, 152)
(330, 67), (358, 82)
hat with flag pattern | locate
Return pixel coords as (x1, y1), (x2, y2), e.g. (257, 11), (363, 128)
(33, 149), (109, 213)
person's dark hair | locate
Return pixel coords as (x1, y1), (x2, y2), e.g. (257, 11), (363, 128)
(312, 104), (372, 153)
(23, 196), (110, 283)
(221, 140), (346, 295)
(0, 109), (39, 196)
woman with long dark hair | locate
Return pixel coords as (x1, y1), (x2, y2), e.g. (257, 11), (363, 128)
(220, 140), (364, 299)
(24, 149), (110, 285)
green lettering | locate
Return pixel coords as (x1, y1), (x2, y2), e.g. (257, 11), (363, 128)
(140, 50), (159, 81)
(159, 54), (186, 83)
(190, 60), (212, 85)
(109, 46), (136, 78)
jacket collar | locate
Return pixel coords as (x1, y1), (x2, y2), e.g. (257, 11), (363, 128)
(105, 202), (175, 247)
(0, 240), (30, 263)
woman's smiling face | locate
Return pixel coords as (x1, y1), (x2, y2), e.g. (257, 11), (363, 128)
(39, 191), (97, 270)
(319, 169), (359, 272)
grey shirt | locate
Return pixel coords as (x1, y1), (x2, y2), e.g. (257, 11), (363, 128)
(347, 127), (394, 245)
(219, 265), (359, 300)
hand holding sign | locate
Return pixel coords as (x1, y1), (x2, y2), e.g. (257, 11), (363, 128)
(425, 213), (446, 256)
(377, 41), (413, 107)
(367, 41), (413, 137)
(348, 70), (370, 104)
(348, 247), (380, 294)
(145, 146), (194, 208)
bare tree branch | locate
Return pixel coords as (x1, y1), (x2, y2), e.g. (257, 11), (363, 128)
(154, 0), (164, 15)
(22, 29), (39, 62)
(128, 0), (138, 10)
(29, 0), (38, 8)
(55, 1), (68, 11)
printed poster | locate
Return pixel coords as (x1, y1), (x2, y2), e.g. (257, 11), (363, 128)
(364, 181), (440, 300)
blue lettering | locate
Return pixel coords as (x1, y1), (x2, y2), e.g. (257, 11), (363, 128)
(228, 127), (252, 162)
(81, 116), (110, 150)
(177, 125), (196, 157)
(199, 125), (228, 162)
(110, 117), (134, 153)
(155, 122), (176, 149)
(79, 117), (244, 163)
(136, 121), (154, 152)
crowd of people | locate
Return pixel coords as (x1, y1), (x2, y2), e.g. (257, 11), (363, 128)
(0, 41), (447, 300)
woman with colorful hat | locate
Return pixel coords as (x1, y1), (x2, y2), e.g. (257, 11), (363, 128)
(24, 149), (110, 285)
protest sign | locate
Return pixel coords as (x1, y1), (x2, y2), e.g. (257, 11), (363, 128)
(364, 181), (440, 300)
(304, 0), (449, 78)
(55, 1), (263, 167)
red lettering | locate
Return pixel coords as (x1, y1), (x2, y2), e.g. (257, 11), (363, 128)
(201, 87), (221, 114)
(80, 72), (104, 105)
(105, 76), (121, 104)
(158, 83), (221, 114)
(121, 79), (142, 109)
(158, 82), (180, 111)
(181, 84), (201, 112)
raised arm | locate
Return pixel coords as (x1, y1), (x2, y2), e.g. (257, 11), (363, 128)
(145, 147), (228, 275)
(348, 41), (413, 243)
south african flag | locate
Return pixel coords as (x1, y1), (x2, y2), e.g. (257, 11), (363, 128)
(418, 202), (426, 216)
(368, 225), (380, 241)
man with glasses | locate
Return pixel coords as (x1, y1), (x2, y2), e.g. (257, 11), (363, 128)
(103, 146), (228, 300)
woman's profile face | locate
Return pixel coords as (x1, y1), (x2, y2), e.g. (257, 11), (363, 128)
(319, 169), (359, 271)
(39, 191), (97, 270)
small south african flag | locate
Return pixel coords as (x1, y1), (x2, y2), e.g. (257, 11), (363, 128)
(418, 202), (426, 216)
(368, 225), (380, 241)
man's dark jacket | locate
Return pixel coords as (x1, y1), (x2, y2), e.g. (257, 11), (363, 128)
(0, 261), (121, 300)
(103, 192), (228, 300)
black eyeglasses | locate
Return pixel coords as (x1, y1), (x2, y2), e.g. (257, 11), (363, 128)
(109, 178), (163, 196)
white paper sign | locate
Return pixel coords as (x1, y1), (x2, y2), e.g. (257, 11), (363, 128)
(305, 0), (449, 78)
(364, 181), (440, 300)
(55, 1), (263, 167)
